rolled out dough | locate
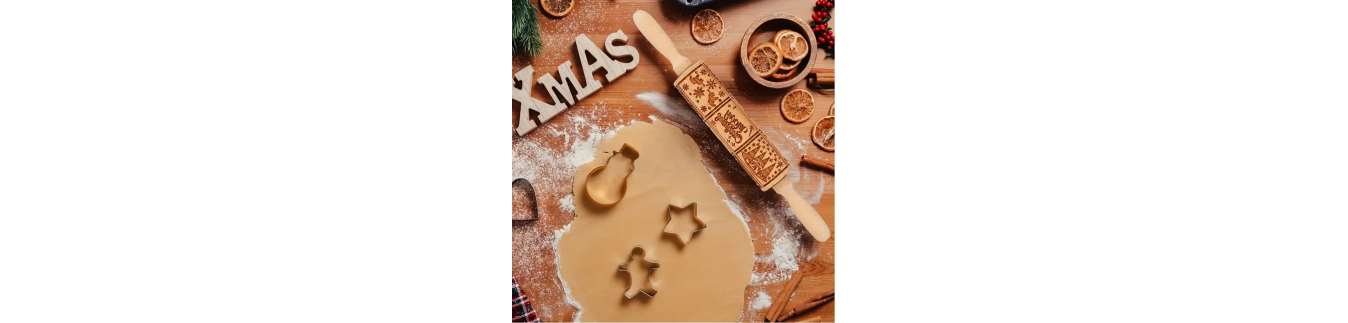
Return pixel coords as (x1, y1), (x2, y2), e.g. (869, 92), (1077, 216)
(558, 120), (755, 322)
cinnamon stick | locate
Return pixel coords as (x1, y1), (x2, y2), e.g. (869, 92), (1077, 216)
(763, 270), (806, 322)
(797, 316), (823, 322)
(800, 155), (834, 174)
(774, 290), (835, 322)
(807, 69), (835, 89)
(808, 77), (834, 89)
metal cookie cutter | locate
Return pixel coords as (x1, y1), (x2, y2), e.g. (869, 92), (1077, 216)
(662, 202), (706, 245)
(584, 144), (640, 206)
(512, 178), (539, 222)
(617, 246), (660, 298)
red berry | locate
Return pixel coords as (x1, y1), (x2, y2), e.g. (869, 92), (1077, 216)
(829, 40), (834, 45)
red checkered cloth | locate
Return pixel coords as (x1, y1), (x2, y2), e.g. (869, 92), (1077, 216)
(512, 277), (541, 323)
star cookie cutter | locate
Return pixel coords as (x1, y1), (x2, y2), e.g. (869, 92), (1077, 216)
(617, 246), (660, 298)
(584, 144), (640, 206)
(662, 202), (706, 245)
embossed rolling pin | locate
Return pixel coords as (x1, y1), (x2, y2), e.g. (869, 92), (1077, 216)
(634, 10), (830, 242)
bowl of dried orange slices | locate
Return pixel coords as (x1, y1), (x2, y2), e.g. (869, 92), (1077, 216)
(739, 12), (817, 88)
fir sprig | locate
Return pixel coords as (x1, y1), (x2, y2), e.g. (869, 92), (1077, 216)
(512, 0), (544, 58)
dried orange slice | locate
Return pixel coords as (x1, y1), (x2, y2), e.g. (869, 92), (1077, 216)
(828, 102), (835, 116)
(748, 42), (781, 78)
(774, 30), (810, 62)
(812, 116), (835, 151)
(777, 56), (801, 71)
(780, 89), (815, 123)
(540, 0), (574, 18)
(691, 9), (724, 44)
(770, 68), (794, 80)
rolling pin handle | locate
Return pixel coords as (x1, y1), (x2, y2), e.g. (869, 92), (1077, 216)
(773, 181), (832, 242)
(633, 10), (692, 73)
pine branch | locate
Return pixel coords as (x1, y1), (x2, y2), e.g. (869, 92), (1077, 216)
(512, 0), (544, 58)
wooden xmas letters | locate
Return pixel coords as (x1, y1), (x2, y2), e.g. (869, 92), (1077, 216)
(513, 30), (640, 136)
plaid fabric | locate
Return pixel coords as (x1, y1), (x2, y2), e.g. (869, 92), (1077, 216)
(512, 277), (541, 323)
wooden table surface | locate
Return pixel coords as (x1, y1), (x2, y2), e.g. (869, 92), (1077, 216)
(512, 1), (835, 321)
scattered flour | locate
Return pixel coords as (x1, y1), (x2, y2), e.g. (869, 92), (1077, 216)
(535, 1), (618, 65)
(637, 91), (703, 132)
(552, 223), (582, 322)
(512, 226), (560, 318)
(558, 195), (574, 213)
(566, 126), (616, 168)
(806, 175), (826, 205)
(749, 208), (805, 285)
(750, 291), (773, 310)
(769, 217), (802, 273)
(761, 128), (829, 205)
(724, 196), (749, 225)
(762, 128), (807, 184)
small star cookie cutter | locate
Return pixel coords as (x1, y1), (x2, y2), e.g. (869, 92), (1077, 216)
(617, 246), (660, 298)
(662, 202), (706, 245)
(584, 144), (640, 206)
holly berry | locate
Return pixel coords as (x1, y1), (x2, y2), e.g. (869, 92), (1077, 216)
(811, 0), (835, 57)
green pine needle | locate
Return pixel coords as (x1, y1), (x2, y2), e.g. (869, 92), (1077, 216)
(512, 0), (544, 58)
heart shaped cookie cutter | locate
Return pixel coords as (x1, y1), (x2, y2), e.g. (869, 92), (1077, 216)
(511, 178), (539, 222)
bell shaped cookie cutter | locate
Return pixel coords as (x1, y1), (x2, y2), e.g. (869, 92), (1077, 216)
(584, 144), (640, 206)
(617, 246), (660, 298)
(662, 202), (706, 245)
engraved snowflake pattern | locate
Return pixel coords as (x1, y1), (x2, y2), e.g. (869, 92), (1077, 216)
(691, 87), (706, 100)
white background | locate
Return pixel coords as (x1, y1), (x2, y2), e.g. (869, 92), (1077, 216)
(1, 1), (500, 321)
(2, 0), (1346, 322)
(861, 0), (1348, 321)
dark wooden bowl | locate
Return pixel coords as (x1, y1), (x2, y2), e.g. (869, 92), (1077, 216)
(739, 12), (817, 89)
